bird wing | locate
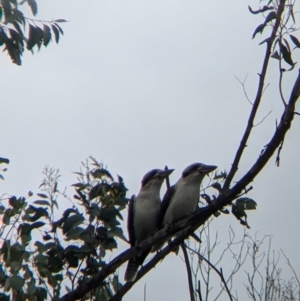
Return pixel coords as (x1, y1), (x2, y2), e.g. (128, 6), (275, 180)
(157, 184), (177, 228)
(127, 194), (136, 246)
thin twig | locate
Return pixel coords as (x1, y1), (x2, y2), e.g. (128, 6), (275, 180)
(235, 74), (253, 105)
(196, 280), (203, 301)
(275, 137), (285, 166)
(281, 250), (300, 296)
(185, 245), (233, 301)
(181, 244), (196, 301)
(253, 111), (272, 127)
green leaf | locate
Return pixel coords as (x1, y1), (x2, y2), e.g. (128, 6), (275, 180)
(24, 206), (49, 222)
(35, 241), (56, 253)
(43, 234), (52, 241)
(231, 204), (246, 220)
(2, 242), (25, 264)
(34, 287), (47, 301)
(3, 209), (12, 225)
(43, 24), (51, 47)
(114, 197), (129, 208)
(271, 50), (280, 60)
(0, 204), (5, 214)
(248, 5), (273, 14)
(30, 221), (45, 230)
(235, 197), (257, 210)
(33, 200), (50, 206)
(27, 24), (37, 50)
(264, 11), (276, 24)
(0, 28), (7, 46)
(7, 275), (25, 290)
(0, 158), (9, 164)
(289, 34), (300, 48)
(36, 193), (48, 199)
(12, 8), (25, 25)
(211, 182), (221, 191)
(10, 261), (21, 272)
(252, 24), (265, 39)
(51, 24), (59, 43)
(2, 0), (12, 23)
(280, 42), (294, 66)
(107, 227), (127, 242)
(89, 183), (108, 200)
(55, 274), (63, 282)
(5, 38), (22, 65)
(9, 196), (25, 210)
(22, 264), (33, 279)
(27, 279), (36, 295)
(27, 0), (37, 16)
(54, 19), (67, 22)
(71, 182), (89, 190)
(79, 229), (95, 243)
(91, 168), (114, 181)
(62, 214), (84, 234)
(88, 204), (101, 217)
(35, 26), (44, 50)
(65, 226), (85, 241)
(55, 23), (64, 35)
(112, 275), (122, 293)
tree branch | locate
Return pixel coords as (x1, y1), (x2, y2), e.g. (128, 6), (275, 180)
(223, 0), (286, 191)
(59, 67), (300, 301)
(181, 243), (195, 301)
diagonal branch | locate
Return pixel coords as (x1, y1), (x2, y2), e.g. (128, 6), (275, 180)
(223, 0), (286, 191)
(221, 69), (300, 203)
(59, 68), (300, 301)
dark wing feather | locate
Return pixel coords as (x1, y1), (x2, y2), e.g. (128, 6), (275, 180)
(157, 185), (177, 228)
(127, 194), (136, 246)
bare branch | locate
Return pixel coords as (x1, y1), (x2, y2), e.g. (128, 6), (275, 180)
(181, 244), (196, 301)
(235, 74), (253, 105)
(253, 111), (272, 127)
(185, 245), (234, 301)
(223, 0), (287, 191)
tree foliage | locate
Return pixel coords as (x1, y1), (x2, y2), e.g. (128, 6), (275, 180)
(0, 0), (66, 65)
(0, 157), (129, 301)
(1, 0), (300, 300)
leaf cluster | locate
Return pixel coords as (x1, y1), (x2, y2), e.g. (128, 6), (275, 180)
(250, 1), (300, 71)
(0, 0), (66, 65)
(203, 171), (257, 225)
(0, 157), (129, 300)
(0, 157), (9, 181)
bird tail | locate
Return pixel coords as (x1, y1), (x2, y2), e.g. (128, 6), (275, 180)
(124, 258), (139, 282)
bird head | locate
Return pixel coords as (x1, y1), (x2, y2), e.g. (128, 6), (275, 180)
(182, 163), (217, 182)
(141, 169), (174, 188)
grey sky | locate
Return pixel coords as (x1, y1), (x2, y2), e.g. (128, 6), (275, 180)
(1, 0), (300, 299)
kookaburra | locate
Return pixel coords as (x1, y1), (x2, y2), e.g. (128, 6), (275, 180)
(124, 168), (174, 282)
(152, 162), (217, 251)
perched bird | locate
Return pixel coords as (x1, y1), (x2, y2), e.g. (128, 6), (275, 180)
(152, 163), (217, 251)
(124, 168), (174, 282)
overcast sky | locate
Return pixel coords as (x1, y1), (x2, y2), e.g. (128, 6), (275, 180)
(1, 0), (300, 300)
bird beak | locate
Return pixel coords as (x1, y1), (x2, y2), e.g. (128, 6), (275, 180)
(199, 165), (217, 174)
(160, 169), (174, 177)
